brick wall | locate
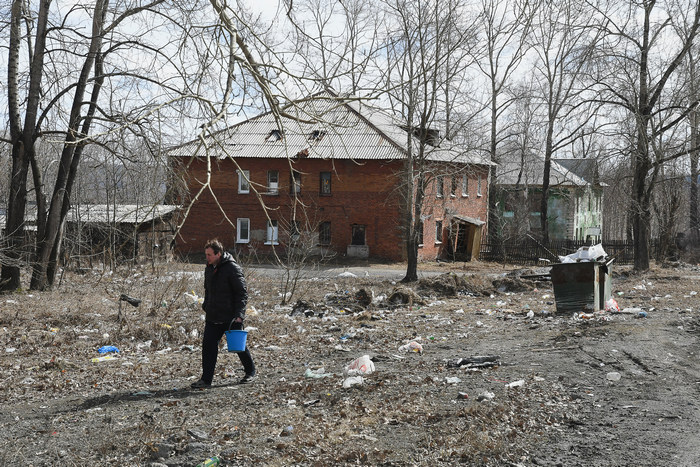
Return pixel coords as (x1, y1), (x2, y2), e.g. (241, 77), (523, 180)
(173, 157), (489, 262)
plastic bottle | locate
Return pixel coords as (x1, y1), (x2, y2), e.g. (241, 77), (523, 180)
(196, 457), (220, 467)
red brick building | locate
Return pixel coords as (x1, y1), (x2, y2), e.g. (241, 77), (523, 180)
(170, 94), (491, 262)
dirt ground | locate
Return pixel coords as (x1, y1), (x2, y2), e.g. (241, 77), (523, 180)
(1, 259), (699, 466)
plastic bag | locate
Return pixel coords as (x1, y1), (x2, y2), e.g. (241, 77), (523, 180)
(344, 355), (375, 376)
(605, 298), (620, 313)
(398, 341), (424, 353)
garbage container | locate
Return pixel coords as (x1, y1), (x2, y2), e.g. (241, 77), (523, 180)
(550, 260), (613, 313)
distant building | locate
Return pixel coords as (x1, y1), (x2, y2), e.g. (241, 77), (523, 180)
(494, 156), (604, 242)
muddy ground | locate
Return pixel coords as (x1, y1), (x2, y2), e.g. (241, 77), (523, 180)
(1, 259), (699, 466)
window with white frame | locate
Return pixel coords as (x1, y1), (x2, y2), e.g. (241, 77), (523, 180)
(266, 219), (279, 245)
(290, 170), (301, 194)
(236, 218), (250, 243)
(435, 220), (443, 244)
(238, 170), (250, 194)
(450, 176), (457, 197)
(418, 220), (424, 246)
(461, 174), (468, 197)
(477, 175), (482, 197)
(267, 170), (279, 194)
(436, 175), (444, 198)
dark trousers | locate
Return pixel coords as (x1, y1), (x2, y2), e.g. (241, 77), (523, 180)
(201, 321), (255, 384)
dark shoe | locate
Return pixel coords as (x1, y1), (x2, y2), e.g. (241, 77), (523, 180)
(190, 379), (211, 389)
(239, 373), (257, 384)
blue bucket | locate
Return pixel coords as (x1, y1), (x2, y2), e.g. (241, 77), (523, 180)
(225, 330), (248, 352)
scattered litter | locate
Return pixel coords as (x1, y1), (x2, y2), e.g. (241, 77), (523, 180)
(91, 355), (118, 363)
(558, 244), (607, 263)
(304, 367), (333, 379)
(344, 355), (375, 376)
(457, 392), (469, 399)
(477, 391), (495, 401)
(605, 298), (620, 312)
(98, 345), (119, 354)
(507, 379), (525, 388)
(606, 372), (621, 382)
(445, 376), (461, 384)
(447, 355), (501, 370)
(398, 341), (423, 353)
(337, 271), (357, 278)
(184, 291), (204, 305)
(342, 376), (364, 388)
(119, 294), (141, 307)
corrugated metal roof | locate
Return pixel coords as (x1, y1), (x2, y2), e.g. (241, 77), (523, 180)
(168, 92), (494, 167)
(0, 205), (179, 227)
(67, 204), (179, 224)
(496, 154), (592, 187)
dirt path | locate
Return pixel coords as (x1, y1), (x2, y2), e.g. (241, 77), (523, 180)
(0, 262), (698, 465)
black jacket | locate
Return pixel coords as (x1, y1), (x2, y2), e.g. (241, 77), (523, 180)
(202, 252), (247, 325)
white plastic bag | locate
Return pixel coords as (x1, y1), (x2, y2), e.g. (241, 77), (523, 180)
(344, 355), (375, 376)
(398, 341), (424, 353)
(605, 298), (620, 312)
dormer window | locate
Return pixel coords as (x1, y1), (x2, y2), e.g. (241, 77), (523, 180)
(308, 130), (326, 141)
(266, 129), (284, 142)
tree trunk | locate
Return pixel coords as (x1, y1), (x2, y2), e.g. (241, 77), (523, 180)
(2, 0), (52, 292)
(31, 0), (109, 290)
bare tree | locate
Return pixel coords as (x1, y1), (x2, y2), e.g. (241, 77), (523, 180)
(1, 0), (295, 290)
(379, 0), (478, 281)
(528, 0), (602, 244)
(590, 0), (700, 271)
(473, 0), (535, 250)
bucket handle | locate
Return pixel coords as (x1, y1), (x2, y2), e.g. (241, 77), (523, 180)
(228, 318), (242, 331)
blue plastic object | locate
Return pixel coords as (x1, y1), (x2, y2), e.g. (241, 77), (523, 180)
(225, 330), (248, 352)
(98, 345), (120, 354)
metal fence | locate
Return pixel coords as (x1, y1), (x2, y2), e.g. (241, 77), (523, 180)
(479, 238), (653, 265)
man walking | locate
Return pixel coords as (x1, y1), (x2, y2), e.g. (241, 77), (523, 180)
(191, 239), (256, 388)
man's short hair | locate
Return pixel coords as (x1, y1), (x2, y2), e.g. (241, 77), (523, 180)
(204, 239), (224, 254)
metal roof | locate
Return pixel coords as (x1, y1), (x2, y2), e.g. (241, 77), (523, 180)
(67, 204), (179, 224)
(168, 92), (494, 167)
(0, 204), (179, 227)
(496, 154), (597, 187)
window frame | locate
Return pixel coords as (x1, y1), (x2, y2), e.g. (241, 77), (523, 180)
(265, 219), (279, 245)
(267, 170), (279, 195)
(236, 218), (250, 243)
(320, 171), (332, 196)
(435, 220), (443, 245)
(436, 175), (444, 198)
(477, 174), (482, 197)
(238, 169), (250, 194)
(318, 221), (331, 245)
(290, 170), (302, 194)
(461, 174), (469, 197)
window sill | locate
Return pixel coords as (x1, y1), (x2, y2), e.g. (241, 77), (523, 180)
(236, 240), (250, 244)
(450, 194), (456, 198)
(476, 194), (482, 198)
(238, 191), (250, 195)
(265, 191), (279, 196)
(264, 242), (279, 246)
(462, 194), (469, 198)
(434, 241), (442, 245)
